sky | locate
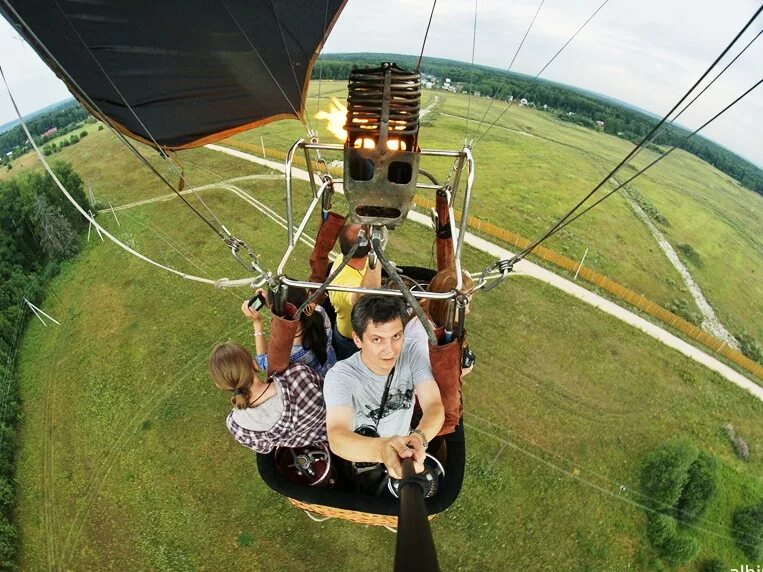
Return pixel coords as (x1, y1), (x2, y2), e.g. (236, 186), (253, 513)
(1, 0), (761, 167)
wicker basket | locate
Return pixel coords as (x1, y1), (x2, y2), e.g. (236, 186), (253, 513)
(289, 498), (436, 527)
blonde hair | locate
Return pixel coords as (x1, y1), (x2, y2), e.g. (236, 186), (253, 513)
(208, 342), (255, 410)
(426, 270), (475, 329)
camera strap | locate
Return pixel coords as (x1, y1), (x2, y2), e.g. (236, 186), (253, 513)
(373, 366), (396, 431)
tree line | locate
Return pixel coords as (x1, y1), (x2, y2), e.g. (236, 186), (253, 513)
(313, 54), (763, 196)
(0, 101), (91, 168)
(0, 162), (88, 568)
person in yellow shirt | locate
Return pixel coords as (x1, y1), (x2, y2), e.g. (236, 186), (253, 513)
(329, 224), (381, 360)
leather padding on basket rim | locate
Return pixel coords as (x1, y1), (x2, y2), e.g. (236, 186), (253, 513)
(267, 302), (299, 376)
(429, 338), (463, 436)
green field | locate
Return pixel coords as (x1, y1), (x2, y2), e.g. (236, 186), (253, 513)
(6, 79), (763, 570)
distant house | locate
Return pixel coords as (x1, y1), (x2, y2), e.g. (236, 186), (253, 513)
(473, 91), (481, 97)
(595, 120), (605, 129)
(567, 111), (575, 116)
(5, 151), (12, 158)
(453, 82), (464, 93)
(424, 81), (433, 89)
(41, 127), (58, 138)
(519, 98), (528, 107)
(542, 104), (548, 110)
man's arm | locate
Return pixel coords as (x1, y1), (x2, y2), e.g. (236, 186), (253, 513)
(326, 406), (423, 479)
(412, 379), (445, 447)
(350, 260), (381, 305)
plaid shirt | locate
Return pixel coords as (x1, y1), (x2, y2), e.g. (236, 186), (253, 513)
(226, 363), (328, 454)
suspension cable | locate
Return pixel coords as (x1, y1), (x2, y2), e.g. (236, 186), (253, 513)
(220, 0), (311, 132)
(474, 0), (610, 147)
(416, 0), (438, 71)
(474, 0), (545, 131)
(548, 76), (763, 239)
(0, 65), (259, 289)
(503, 3), (763, 264)
(266, 0), (316, 133)
(51, 0), (230, 236)
(464, 0), (478, 143)
(315, 0), (331, 117)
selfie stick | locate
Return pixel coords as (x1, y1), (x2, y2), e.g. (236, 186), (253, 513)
(394, 458), (440, 572)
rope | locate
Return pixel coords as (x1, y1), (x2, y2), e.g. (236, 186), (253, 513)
(473, 0), (609, 147)
(51, 0), (230, 238)
(0, 64), (257, 289)
(315, 0), (331, 118)
(416, 0), (438, 71)
(503, 3), (763, 264)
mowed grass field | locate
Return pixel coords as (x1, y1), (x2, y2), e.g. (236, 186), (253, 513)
(229, 80), (763, 343)
(5, 79), (763, 570)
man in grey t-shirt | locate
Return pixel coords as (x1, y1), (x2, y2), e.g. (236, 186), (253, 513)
(324, 295), (444, 479)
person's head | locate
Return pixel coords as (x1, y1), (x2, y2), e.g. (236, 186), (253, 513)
(208, 342), (256, 410)
(426, 270), (475, 328)
(338, 223), (370, 259)
(351, 295), (407, 373)
(285, 287), (329, 365)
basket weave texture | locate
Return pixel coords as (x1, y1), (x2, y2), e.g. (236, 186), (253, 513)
(288, 498), (436, 527)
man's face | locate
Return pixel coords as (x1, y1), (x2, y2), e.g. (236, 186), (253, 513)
(353, 317), (405, 375)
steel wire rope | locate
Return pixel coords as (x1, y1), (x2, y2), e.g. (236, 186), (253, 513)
(570, 25), (763, 195)
(652, 26), (763, 146)
(464, 0), (479, 143)
(51, 0), (232, 239)
(220, 0), (313, 133)
(473, 0), (610, 147)
(548, 75), (763, 237)
(315, 0), (331, 117)
(473, 0), (546, 133)
(0, 63), (259, 289)
(266, 0), (316, 133)
(464, 420), (760, 549)
(416, 0), (438, 71)
(465, 411), (737, 536)
(500, 3), (763, 267)
(8, 0), (230, 243)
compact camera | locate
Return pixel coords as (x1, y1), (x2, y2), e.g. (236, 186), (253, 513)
(461, 346), (476, 369)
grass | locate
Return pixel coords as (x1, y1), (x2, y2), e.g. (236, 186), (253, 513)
(5, 79), (763, 570)
(11, 152), (763, 570)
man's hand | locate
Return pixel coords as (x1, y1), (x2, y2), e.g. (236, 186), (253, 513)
(379, 434), (426, 479)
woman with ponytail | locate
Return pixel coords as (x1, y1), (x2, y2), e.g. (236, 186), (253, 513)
(208, 342), (327, 454)
(244, 287), (337, 377)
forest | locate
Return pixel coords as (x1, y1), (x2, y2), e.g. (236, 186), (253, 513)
(314, 53), (763, 195)
(0, 101), (90, 167)
(0, 162), (88, 567)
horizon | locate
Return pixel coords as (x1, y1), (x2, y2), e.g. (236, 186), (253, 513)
(3, 51), (761, 172)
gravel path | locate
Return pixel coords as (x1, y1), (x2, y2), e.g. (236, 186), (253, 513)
(622, 188), (738, 348)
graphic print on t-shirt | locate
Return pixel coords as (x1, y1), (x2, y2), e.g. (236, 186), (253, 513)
(365, 388), (414, 424)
